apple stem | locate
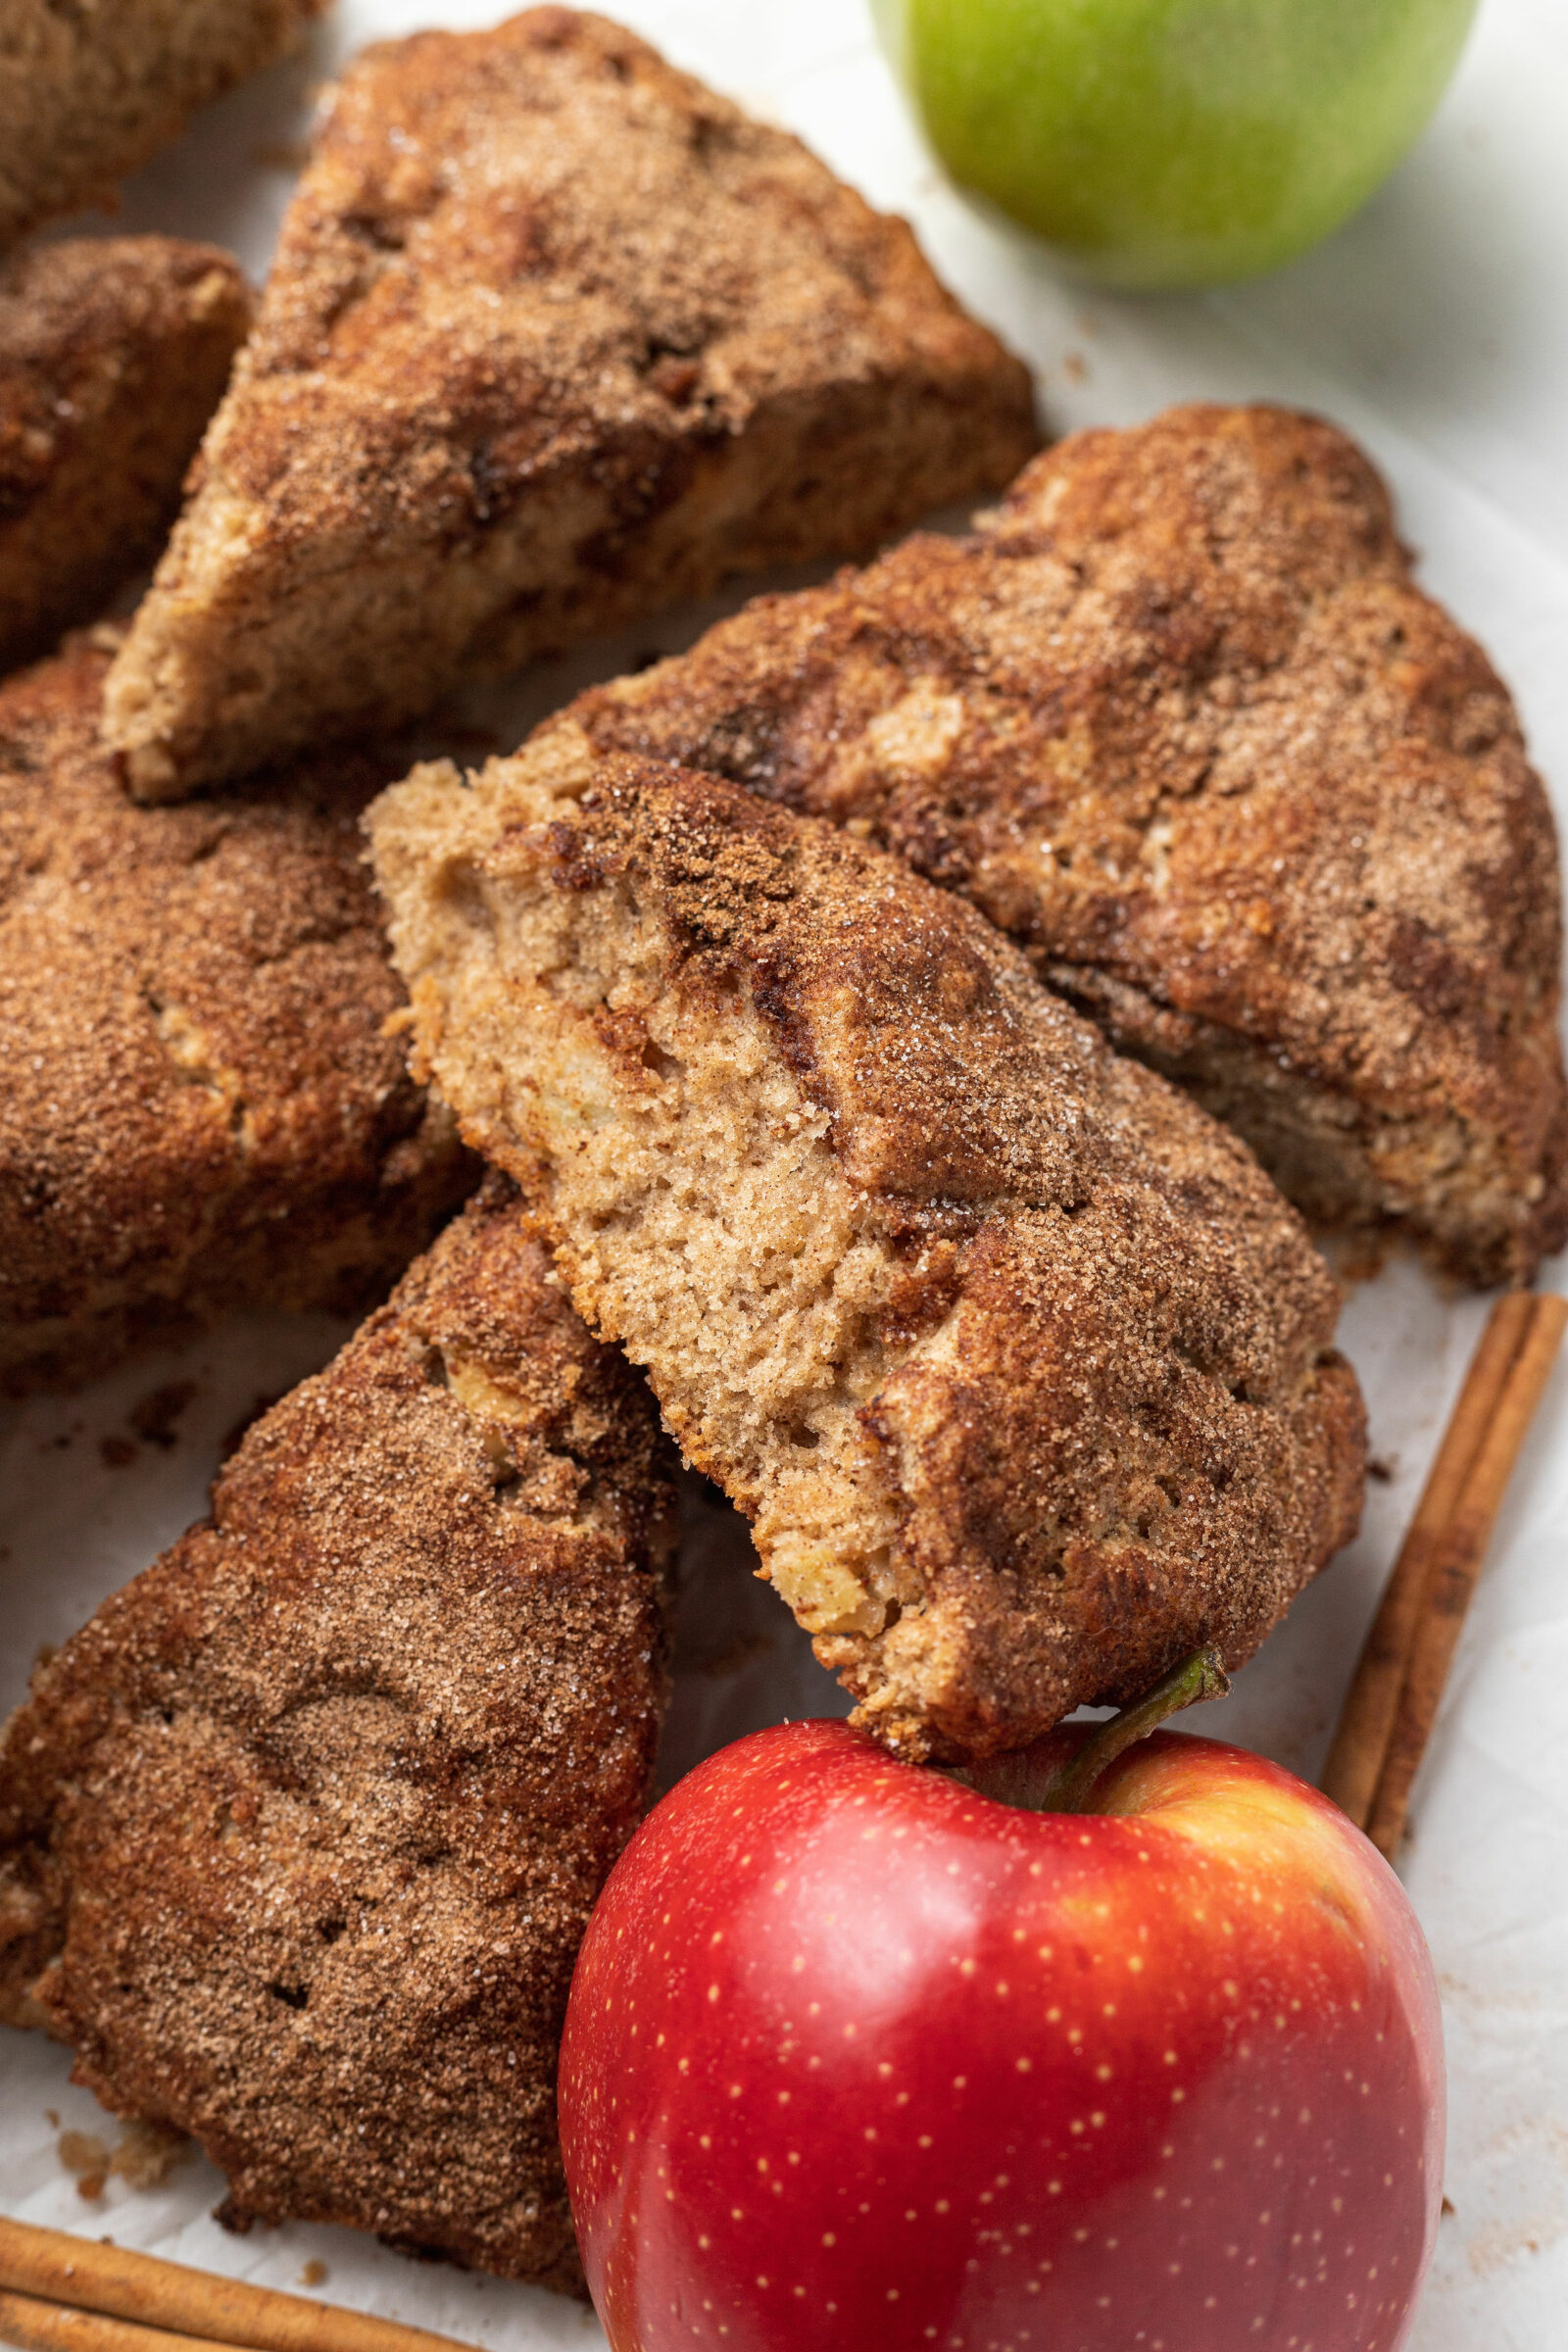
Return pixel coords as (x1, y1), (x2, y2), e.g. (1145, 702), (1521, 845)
(1043, 1646), (1230, 1814)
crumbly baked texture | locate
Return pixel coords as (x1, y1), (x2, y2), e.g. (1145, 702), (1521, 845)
(0, 237), (250, 675)
(0, 0), (327, 252)
(0, 1178), (676, 2289)
(103, 5), (1038, 801)
(557, 403), (1568, 1288)
(369, 749), (1365, 1762)
(0, 633), (473, 1396)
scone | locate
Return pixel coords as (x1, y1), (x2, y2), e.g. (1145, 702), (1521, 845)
(0, 634), (471, 1396)
(0, 237), (250, 675)
(558, 403), (1568, 1287)
(103, 6), (1038, 800)
(0, 1178), (676, 2292)
(369, 749), (1365, 1762)
(0, 0), (327, 251)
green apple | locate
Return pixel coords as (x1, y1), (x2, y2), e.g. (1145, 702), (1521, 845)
(872, 0), (1479, 288)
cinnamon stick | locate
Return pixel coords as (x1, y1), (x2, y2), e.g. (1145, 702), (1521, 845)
(0, 2287), (238, 2352)
(1365, 1291), (1568, 1860)
(1320, 1290), (1535, 1830)
(0, 2225), (472, 2352)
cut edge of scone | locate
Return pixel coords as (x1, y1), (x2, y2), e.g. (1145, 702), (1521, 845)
(373, 739), (908, 1651)
(370, 743), (1365, 1762)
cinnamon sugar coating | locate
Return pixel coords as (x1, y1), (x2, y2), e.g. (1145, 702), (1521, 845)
(0, 0), (327, 252)
(105, 6), (1037, 799)
(370, 749), (1364, 1760)
(0, 1179), (676, 2290)
(560, 403), (1568, 1287)
(0, 635), (471, 1395)
(0, 237), (250, 674)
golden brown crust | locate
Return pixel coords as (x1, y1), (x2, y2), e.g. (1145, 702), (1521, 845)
(564, 403), (1568, 1287)
(0, 1177), (676, 2290)
(0, 0), (328, 250)
(369, 749), (1364, 1760)
(0, 237), (250, 675)
(104, 5), (1038, 799)
(0, 634), (473, 1396)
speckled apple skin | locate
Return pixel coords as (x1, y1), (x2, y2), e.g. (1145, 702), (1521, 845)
(559, 1719), (1444, 2352)
(872, 0), (1480, 290)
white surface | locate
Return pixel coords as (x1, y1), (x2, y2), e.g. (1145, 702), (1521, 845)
(5, 2), (1568, 2344)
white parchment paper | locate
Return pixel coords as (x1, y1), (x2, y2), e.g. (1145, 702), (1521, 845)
(5, 4), (1568, 2344)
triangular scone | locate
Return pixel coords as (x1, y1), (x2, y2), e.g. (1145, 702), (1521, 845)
(0, 238), (250, 674)
(104, 7), (1037, 801)
(0, 0), (327, 252)
(0, 635), (471, 1396)
(0, 1178), (675, 2291)
(547, 403), (1568, 1289)
(369, 752), (1365, 1763)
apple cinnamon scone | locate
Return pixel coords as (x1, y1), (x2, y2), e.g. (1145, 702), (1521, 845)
(104, 6), (1037, 801)
(0, 1178), (676, 2292)
(0, 237), (250, 675)
(553, 402), (1568, 1287)
(0, 0), (328, 252)
(0, 634), (471, 1396)
(369, 749), (1365, 1762)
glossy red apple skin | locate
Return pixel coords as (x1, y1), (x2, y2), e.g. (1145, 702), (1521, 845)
(559, 1718), (1444, 2352)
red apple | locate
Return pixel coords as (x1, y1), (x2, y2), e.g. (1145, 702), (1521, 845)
(559, 1689), (1444, 2352)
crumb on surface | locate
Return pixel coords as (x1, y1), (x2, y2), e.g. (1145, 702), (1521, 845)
(127, 1382), (198, 1450)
